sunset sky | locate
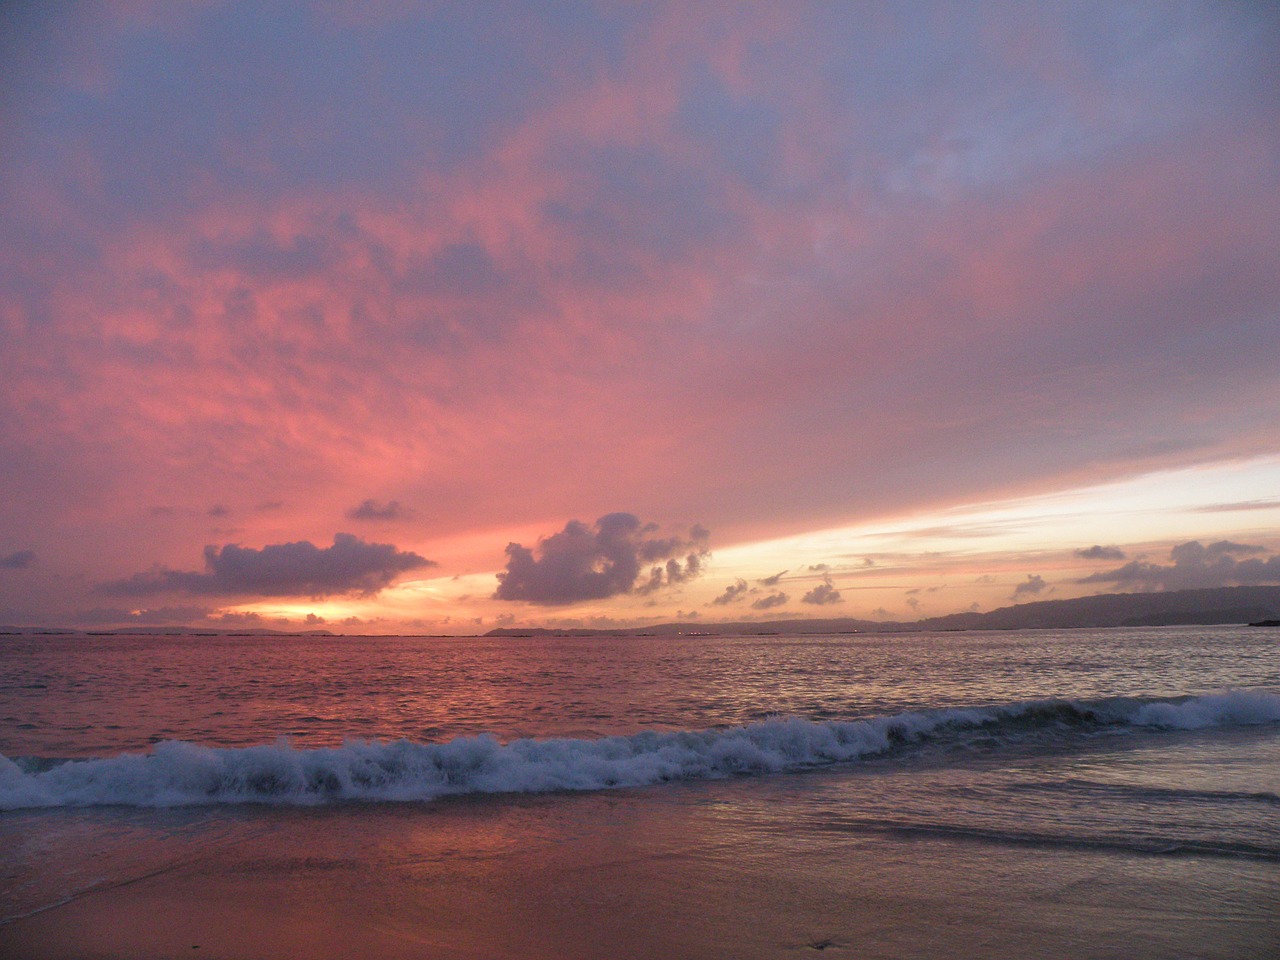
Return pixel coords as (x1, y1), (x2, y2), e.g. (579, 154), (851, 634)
(1, 1), (1278, 634)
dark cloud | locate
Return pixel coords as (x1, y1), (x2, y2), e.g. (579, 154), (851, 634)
(347, 499), (406, 521)
(710, 578), (749, 606)
(1013, 574), (1049, 598)
(208, 504), (230, 517)
(1079, 540), (1280, 590)
(1075, 545), (1126, 561)
(0, 549), (36, 569)
(255, 501), (284, 512)
(808, 563), (829, 572)
(637, 551), (706, 595)
(757, 569), (787, 586)
(100, 533), (432, 598)
(494, 513), (709, 605)
(801, 576), (843, 605)
(751, 591), (788, 610)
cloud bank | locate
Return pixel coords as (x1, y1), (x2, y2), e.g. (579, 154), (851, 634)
(1080, 540), (1280, 590)
(101, 534), (432, 598)
(0, 4), (1277, 627)
(494, 514), (709, 605)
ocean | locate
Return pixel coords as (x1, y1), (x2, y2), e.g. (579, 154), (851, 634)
(2, 625), (1278, 958)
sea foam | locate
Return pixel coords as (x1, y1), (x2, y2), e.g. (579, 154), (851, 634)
(3, 690), (1277, 809)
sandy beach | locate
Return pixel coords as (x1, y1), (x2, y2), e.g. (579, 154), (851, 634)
(5, 753), (1277, 960)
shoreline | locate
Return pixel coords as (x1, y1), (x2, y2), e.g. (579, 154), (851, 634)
(4, 741), (1277, 960)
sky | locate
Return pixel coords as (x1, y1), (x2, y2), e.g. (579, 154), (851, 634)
(1, 1), (1278, 634)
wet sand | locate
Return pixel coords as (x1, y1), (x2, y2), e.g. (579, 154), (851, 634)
(4, 766), (1277, 960)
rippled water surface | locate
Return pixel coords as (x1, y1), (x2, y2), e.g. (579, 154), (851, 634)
(3, 625), (1278, 756)
(2, 625), (1278, 958)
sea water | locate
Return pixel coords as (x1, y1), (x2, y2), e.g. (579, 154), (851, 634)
(1, 625), (1278, 958)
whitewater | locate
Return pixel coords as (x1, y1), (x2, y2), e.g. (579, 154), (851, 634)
(4, 690), (1279, 809)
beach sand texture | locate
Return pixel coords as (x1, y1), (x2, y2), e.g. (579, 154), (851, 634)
(5, 732), (1277, 960)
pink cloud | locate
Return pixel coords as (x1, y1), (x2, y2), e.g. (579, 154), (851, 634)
(1, 3), (1277, 624)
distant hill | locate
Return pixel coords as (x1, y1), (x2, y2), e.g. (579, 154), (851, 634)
(910, 585), (1280, 631)
(485, 586), (1280, 637)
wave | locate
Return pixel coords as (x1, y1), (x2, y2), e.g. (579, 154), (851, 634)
(2, 690), (1277, 810)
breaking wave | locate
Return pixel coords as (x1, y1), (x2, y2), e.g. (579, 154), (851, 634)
(3, 690), (1277, 810)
